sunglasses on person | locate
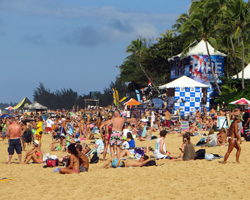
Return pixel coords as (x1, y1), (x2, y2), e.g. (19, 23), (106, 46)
(183, 139), (187, 142)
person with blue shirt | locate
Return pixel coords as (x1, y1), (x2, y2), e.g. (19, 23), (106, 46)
(127, 132), (135, 148)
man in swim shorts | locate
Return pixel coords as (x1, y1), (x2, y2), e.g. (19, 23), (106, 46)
(164, 108), (171, 128)
(100, 154), (151, 168)
(223, 115), (242, 164)
(7, 117), (22, 164)
(108, 110), (124, 160)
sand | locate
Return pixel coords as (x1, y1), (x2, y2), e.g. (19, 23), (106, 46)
(1, 132), (250, 200)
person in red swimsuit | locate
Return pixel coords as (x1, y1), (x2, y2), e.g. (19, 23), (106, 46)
(24, 140), (43, 164)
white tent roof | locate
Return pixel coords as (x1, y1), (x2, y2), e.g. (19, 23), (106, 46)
(232, 63), (250, 79)
(168, 40), (227, 61)
(159, 76), (209, 89)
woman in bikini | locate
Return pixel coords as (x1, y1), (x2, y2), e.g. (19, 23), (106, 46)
(60, 143), (80, 174)
(99, 113), (113, 161)
(223, 115), (242, 164)
(24, 140), (43, 164)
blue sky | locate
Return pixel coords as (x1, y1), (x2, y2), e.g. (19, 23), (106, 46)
(0, 0), (190, 103)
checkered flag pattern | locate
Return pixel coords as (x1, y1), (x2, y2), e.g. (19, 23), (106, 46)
(174, 87), (210, 116)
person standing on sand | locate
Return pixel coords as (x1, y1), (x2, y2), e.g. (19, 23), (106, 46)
(223, 115), (242, 164)
(164, 108), (171, 128)
(99, 113), (113, 161)
(6, 117), (22, 164)
(108, 110), (124, 160)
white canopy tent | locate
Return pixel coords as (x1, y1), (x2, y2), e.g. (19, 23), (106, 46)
(232, 63), (250, 79)
(159, 76), (209, 89)
(168, 40), (226, 61)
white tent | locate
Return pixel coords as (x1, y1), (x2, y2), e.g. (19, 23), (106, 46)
(159, 76), (209, 89)
(168, 40), (226, 61)
(232, 63), (250, 79)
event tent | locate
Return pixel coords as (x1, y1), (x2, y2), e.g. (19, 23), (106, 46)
(168, 40), (226, 61)
(232, 63), (250, 79)
(124, 98), (141, 106)
(159, 76), (209, 89)
(12, 97), (32, 110)
(23, 101), (47, 111)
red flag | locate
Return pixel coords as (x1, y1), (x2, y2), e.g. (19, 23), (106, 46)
(148, 78), (152, 87)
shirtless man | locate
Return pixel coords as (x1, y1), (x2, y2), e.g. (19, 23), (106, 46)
(99, 113), (113, 161)
(108, 110), (125, 160)
(6, 117), (22, 164)
(100, 154), (151, 168)
(223, 115), (242, 164)
(165, 108), (171, 128)
(76, 144), (89, 172)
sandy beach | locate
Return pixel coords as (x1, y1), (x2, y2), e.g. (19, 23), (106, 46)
(1, 132), (250, 200)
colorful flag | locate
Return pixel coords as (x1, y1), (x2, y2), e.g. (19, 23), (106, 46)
(148, 78), (152, 87)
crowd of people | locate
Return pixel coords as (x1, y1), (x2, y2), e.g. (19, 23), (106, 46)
(0, 103), (249, 173)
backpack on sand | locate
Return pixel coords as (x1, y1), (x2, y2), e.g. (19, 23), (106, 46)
(25, 128), (33, 144)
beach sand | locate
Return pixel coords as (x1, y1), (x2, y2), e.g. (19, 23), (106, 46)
(1, 132), (250, 200)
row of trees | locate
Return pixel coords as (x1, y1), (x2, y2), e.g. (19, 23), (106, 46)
(33, 81), (133, 110)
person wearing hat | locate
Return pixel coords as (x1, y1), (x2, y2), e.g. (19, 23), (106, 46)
(242, 106), (250, 139)
(50, 133), (66, 152)
(24, 140), (43, 164)
(223, 115), (242, 164)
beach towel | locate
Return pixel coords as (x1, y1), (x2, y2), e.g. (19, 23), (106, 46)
(180, 121), (189, 131)
(0, 178), (12, 182)
(141, 126), (147, 137)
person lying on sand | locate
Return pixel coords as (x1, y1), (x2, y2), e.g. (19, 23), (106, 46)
(99, 154), (151, 168)
(24, 140), (43, 164)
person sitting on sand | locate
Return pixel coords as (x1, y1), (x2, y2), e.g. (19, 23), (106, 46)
(24, 140), (43, 164)
(153, 130), (171, 159)
(127, 132), (135, 148)
(166, 134), (196, 161)
(129, 124), (137, 139)
(59, 143), (80, 174)
(99, 154), (152, 168)
(140, 127), (152, 141)
(50, 133), (66, 152)
(202, 129), (218, 147)
(76, 144), (89, 172)
(217, 128), (227, 146)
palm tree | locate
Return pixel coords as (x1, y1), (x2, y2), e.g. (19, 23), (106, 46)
(126, 38), (160, 94)
(230, 0), (250, 89)
(179, 4), (222, 93)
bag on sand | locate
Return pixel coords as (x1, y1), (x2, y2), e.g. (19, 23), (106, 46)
(195, 149), (206, 160)
(90, 152), (99, 164)
(46, 158), (59, 167)
(143, 160), (156, 167)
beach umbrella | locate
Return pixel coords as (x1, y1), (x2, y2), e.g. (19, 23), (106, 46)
(0, 114), (14, 119)
(229, 98), (250, 105)
(5, 106), (13, 111)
